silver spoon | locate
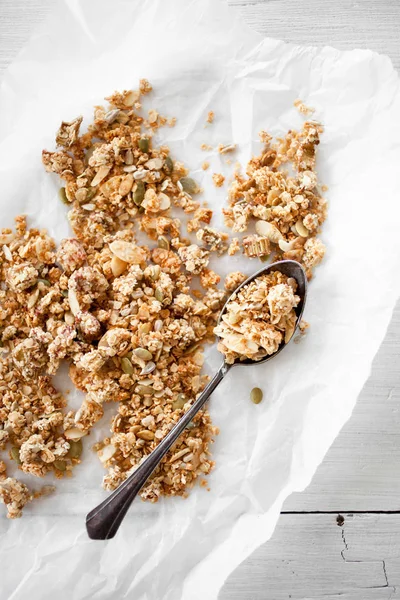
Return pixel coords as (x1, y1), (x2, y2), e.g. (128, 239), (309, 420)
(86, 259), (307, 539)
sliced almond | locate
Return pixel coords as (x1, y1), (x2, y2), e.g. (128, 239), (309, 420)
(109, 240), (146, 264)
(118, 174), (134, 196)
(133, 169), (148, 180)
(278, 239), (296, 252)
(255, 220), (283, 243)
(145, 158), (163, 170)
(27, 288), (40, 309)
(91, 165), (111, 187)
(158, 193), (171, 211)
(68, 288), (81, 316)
(111, 255), (128, 277)
(65, 427), (87, 441)
(123, 90), (140, 107)
(98, 444), (116, 463)
(295, 219), (309, 238)
(0, 233), (16, 245)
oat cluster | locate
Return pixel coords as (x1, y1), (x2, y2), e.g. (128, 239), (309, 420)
(224, 121), (327, 278)
(214, 272), (299, 364)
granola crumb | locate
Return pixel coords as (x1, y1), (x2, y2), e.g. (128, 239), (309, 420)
(217, 143), (236, 154)
(200, 143), (213, 151)
(0, 478), (33, 519)
(202, 161), (210, 171)
(294, 99), (315, 115)
(228, 238), (240, 256)
(212, 173), (225, 188)
(206, 111), (215, 124)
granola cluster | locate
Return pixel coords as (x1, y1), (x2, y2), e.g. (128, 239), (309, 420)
(224, 121), (327, 278)
(214, 272), (299, 364)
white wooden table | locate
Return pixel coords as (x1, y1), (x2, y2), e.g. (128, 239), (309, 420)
(1, 1), (399, 597)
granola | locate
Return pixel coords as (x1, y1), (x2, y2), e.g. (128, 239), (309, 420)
(224, 121), (327, 278)
(0, 82), (226, 517)
(214, 271), (299, 364)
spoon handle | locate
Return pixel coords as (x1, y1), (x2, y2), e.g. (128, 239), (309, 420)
(86, 362), (230, 540)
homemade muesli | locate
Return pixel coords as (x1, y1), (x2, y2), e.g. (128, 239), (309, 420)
(0, 83), (326, 518)
(214, 271), (300, 364)
(0, 82), (226, 517)
(224, 121), (327, 278)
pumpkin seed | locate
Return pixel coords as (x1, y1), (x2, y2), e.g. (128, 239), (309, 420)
(179, 177), (199, 194)
(141, 361), (156, 375)
(38, 278), (51, 287)
(136, 384), (154, 395)
(138, 138), (150, 153)
(250, 387), (263, 404)
(86, 187), (97, 202)
(59, 187), (69, 205)
(172, 394), (186, 411)
(121, 357), (135, 375)
(158, 236), (170, 250)
(155, 287), (164, 302)
(134, 348), (153, 361)
(133, 181), (145, 206)
(138, 323), (151, 335)
(164, 156), (174, 173)
(54, 460), (67, 471)
(125, 148), (134, 165)
(10, 446), (21, 464)
(67, 439), (83, 459)
(61, 290), (69, 297)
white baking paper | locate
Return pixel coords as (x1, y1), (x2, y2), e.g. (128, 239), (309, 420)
(1, 0), (400, 598)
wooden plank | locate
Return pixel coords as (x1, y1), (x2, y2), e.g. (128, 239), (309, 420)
(221, 513), (400, 599)
(229, 0), (400, 71)
(285, 301), (400, 512)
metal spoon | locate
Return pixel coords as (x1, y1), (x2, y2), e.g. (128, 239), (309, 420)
(86, 259), (307, 540)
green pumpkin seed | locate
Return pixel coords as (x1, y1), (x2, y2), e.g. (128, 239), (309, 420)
(10, 447), (21, 464)
(179, 177), (199, 194)
(136, 384), (154, 395)
(121, 357), (135, 375)
(133, 181), (145, 206)
(172, 393), (186, 411)
(138, 323), (151, 335)
(155, 287), (164, 302)
(138, 138), (150, 153)
(59, 187), (69, 205)
(164, 156), (174, 173)
(85, 187), (97, 202)
(158, 236), (170, 250)
(54, 460), (67, 471)
(61, 290), (69, 297)
(38, 278), (51, 287)
(250, 387), (263, 404)
(67, 439), (83, 459)
(134, 348), (153, 361)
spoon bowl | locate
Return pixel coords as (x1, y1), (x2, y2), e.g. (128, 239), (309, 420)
(219, 259), (307, 367)
(86, 260), (307, 540)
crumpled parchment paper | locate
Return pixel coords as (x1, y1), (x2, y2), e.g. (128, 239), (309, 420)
(1, 0), (400, 598)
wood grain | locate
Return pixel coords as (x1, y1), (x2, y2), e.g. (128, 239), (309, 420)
(221, 513), (400, 599)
